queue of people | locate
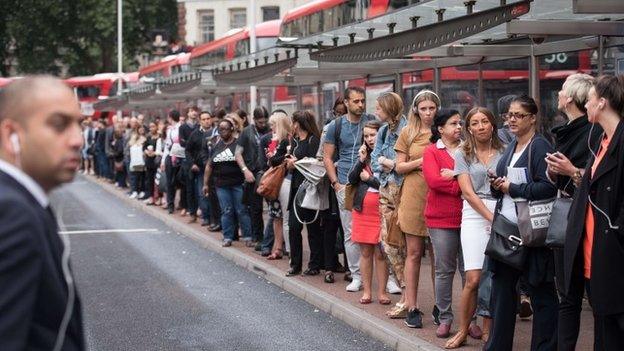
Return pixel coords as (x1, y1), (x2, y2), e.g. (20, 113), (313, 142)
(79, 73), (624, 350)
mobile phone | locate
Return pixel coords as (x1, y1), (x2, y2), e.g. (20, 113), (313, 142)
(487, 169), (497, 179)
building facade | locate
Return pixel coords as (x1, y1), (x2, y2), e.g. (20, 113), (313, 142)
(177, 0), (307, 47)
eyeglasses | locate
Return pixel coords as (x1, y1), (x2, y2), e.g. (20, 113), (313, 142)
(506, 112), (533, 120)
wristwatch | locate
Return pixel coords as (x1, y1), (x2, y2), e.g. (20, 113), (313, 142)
(241, 166), (248, 172)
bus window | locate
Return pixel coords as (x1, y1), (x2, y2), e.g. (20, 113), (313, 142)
(308, 12), (323, 35)
(235, 39), (249, 57)
(76, 86), (101, 99)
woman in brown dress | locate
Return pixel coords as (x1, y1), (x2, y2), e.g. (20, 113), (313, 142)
(395, 90), (440, 328)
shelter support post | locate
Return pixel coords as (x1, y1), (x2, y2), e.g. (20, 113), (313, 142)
(433, 67), (441, 96)
(598, 35), (605, 76)
(478, 62), (484, 106)
(529, 47), (540, 111)
(316, 81), (323, 129)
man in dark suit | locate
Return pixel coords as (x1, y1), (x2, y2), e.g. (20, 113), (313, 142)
(0, 76), (86, 350)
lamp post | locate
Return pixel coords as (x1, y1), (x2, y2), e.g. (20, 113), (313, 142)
(117, 0), (123, 119)
(249, 0), (257, 116)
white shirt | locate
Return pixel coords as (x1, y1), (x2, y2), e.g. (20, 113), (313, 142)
(0, 158), (49, 208)
(500, 144), (529, 224)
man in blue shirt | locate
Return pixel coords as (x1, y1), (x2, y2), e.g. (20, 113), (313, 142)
(323, 87), (375, 292)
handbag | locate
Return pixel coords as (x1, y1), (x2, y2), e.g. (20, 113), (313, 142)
(485, 209), (527, 271)
(384, 183), (405, 248)
(344, 183), (356, 211)
(256, 164), (286, 200)
(545, 194), (573, 248)
(516, 138), (555, 247)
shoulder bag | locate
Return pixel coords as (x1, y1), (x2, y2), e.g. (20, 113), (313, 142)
(485, 204), (527, 270)
(516, 139), (556, 247)
(545, 187), (573, 248)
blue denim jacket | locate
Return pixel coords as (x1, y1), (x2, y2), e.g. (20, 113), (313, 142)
(371, 116), (407, 187)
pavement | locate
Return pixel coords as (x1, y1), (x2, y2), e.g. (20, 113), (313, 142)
(52, 178), (391, 351)
(69, 175), (596, 350)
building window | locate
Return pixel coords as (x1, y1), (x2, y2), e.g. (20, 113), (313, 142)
(262, 6), (280, 21)
(229, 8), (247, 29)
(198, 10), (215, 44)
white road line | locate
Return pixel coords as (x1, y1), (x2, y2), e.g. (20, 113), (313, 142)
(59, 229), (160, 235)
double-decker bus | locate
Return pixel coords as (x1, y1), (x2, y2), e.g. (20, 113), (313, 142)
(190, 20), (284, 112)
(138, 52), (191, 82)
(65, 72), (139, 120)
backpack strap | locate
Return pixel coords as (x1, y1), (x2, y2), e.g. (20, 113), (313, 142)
(334, 116), (343, 157)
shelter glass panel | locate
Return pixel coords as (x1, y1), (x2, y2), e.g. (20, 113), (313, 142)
(402, 69), (434, 113)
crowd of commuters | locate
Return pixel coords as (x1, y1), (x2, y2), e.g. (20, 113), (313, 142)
(80, 73), (624, 350)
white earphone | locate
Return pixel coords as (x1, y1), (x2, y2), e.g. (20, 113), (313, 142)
(10, 133), (20, 154)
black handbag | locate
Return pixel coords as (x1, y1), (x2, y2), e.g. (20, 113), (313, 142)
(545, 195), (573, 248)
(485, 210), (527, 271)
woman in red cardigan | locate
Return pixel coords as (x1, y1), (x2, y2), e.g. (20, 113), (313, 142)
(422, 108), (464, 338)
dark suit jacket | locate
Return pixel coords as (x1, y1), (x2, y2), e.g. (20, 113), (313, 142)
(564, 120), (624, 316)
(0, 171), (85, 350)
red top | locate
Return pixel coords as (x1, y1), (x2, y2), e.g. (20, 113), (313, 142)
(422, 141), (462, 229)
(584, 136), (611, 279)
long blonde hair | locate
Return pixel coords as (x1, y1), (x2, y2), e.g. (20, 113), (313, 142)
(405, 89), (441, 142)
(270, 111), (291, 142)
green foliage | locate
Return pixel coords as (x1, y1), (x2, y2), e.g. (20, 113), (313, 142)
(1, 0), (178, 76)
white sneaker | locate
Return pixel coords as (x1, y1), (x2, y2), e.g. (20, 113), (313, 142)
(138, 191), (145, 199)
(129, 191), (138, 199)
(346, 279), (362, 292)
(386, 277), (402, 294)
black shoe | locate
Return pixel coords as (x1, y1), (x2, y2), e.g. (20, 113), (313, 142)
(405, 308), (424, 328)
(324, 272), (335, 284)
(303, 268), (320, 276)
(286, 268), (301, 277)
(168, 207), (174, 214)
(208, 224), (221, 232)
(201, 220), (210, 227)
(261, 250), (271, 257)
(432, 305), (441, 326)
(344, 271), (352, 282)
(254, 242), (262, 251)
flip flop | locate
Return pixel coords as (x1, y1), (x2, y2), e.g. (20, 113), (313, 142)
(359, 297), (372, 304)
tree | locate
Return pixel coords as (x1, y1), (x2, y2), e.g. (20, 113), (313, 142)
(1, 0), (178, 76)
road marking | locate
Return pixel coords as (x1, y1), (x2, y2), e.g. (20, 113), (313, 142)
(59, 228), (160, 235)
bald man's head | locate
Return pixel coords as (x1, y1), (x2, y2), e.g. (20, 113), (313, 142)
(0, 75), (76, 128)
(0, 75), (83, 192)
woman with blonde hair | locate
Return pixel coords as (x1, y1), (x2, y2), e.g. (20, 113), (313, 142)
(395, 90), (440, 328)
(265, 111), (293, 259)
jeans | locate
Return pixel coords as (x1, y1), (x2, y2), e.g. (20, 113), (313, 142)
(428, 227), (465, 325)
(95, 150), (111, 178)
(261, 216), (275, 252)
(130, 171), (145, 193)
(336, 187), (360, 280)
(216, 185), (252, 242)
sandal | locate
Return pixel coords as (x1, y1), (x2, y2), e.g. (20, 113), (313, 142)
(324, 271), (335, 283)
(468, 323), (483, 340)
(386, 303), (408, 319)
(267, 249), (283, 260)
(379, 298), (392, 305)
(359, 297), (372, 304)
(303, 268), (320, 276)
(444, 332), (468, 349)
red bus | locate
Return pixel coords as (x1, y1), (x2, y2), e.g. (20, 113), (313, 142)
(138, 52), (191, 81)
(191, 20), (283, 112)
(65, 73), (139, 120)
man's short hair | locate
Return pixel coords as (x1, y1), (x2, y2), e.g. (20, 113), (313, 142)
(253, 106), (269, 120)
(344, 86), (365, 100)
(0, 75), (71, 127)
(200, 110), (212, 117)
